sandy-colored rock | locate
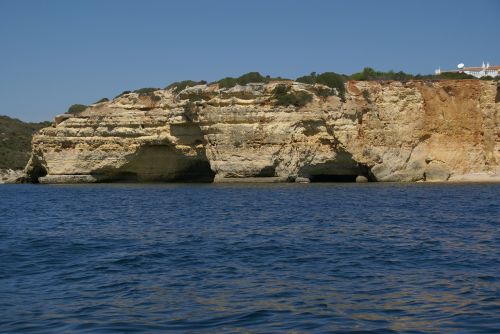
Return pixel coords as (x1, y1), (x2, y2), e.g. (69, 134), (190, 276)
(448, 171), (500, 182)
(424, 163), (450, 182)
(25, 80), (500, 183)
(0, 169), (26, 184)
(38, 175), (102, 184)
(355, 175), (369, 183)
(295, 177), (311, 183)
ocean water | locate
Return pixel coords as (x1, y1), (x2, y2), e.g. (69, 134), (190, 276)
(0, 183), (499, 333)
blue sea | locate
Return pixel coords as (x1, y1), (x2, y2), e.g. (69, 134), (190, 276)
(0, 183), (499, 333)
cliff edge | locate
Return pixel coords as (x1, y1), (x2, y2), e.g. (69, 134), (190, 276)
(25, 80), (500, 183)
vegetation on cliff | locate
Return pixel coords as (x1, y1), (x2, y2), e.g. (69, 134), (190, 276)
(215, 72), (289, 89)
(61, 68), (498, 119)
(296, 72), (346, 101)
(350, 68), (415, 81)
(115, 91), (131, 98)
(134, 88), (161, 102)
(0, 116), (51, 169)
(273, 85), (313, 107)
(166, 80), (207, 93)
(159, 68), (491, 104)
(113, 88), (163, 101)
(350, 67), (500, 81)
(67, 104), (88, 114)
(106, 68), (494, 104)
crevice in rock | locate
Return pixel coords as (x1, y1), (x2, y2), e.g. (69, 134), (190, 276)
(27, 164), (47, 183)
(24, 151), (48, 183)
(358, 162), (377, 182)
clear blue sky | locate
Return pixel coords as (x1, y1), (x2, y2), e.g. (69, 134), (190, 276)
(1, 0), (499, 122)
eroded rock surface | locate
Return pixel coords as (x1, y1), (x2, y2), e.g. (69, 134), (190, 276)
(0, 169), (25, 184)
(25, 80), (500, 183)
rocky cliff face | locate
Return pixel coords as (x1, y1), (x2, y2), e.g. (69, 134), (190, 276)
(25, 80), (500, 183)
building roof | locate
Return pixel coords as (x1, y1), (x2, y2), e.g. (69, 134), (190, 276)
(462, 66), (500, 71)
(441, 65), (500, 73)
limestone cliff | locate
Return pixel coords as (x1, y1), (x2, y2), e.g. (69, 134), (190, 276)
(25, 80), (500, 183)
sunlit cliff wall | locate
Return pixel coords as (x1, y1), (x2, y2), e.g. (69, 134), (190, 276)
(25, 80), (499, 183)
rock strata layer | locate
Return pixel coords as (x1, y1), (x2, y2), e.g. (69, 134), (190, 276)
(25, 80), (500, 183)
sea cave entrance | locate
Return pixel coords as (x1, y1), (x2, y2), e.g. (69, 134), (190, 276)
(308, 174), (359, 183)
(98, 145), (215, 183)
(297, 152), (374, 183)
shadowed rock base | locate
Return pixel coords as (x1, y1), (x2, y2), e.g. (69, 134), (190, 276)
(214, 176), (288, 183)
(39, 175), (102, 184)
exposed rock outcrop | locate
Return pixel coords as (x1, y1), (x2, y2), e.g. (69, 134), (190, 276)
(0, 169), (26, 184)
(25, 80), (500, 183)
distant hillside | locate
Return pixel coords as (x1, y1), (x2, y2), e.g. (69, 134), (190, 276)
(0, 116), (51, 169)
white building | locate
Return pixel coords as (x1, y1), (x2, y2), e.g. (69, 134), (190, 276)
(435, 62), (499, 78)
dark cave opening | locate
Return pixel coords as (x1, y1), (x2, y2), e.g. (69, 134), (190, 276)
(256, 166), (276, 177)
(309, 174), (359, 183)
(106, 171), (139, 183)
(174, 160), (215, 182)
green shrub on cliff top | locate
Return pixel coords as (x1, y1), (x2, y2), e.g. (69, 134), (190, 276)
(67, 104), (87, 114)
(217, 77), (239, 89)
(349, 67), (487, 82)
(315, 72), (346, 100)
(115, 90), (131, 98)
(297, 71), (346, 101)
(216, 72), (289, 89)
(350, 67), (415, 82)
(114, 87), (161, 101)
(235, 72), (267, 85)
(166, 80), (207, 93)
(133, 88), (161, 101)
(435, 72), (476, 80)
(296, 72), (317, 85)
(134, 87), (159, 95)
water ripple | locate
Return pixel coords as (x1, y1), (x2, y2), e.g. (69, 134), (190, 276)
(0, 183), (499, 333)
